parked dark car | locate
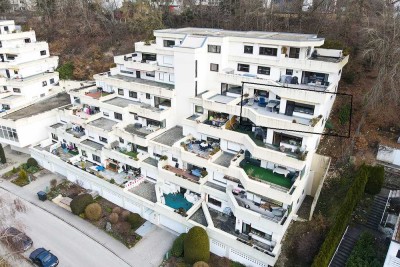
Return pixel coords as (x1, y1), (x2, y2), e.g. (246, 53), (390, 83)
(29, 248), (59, 267)
(1, 227), (33, 251)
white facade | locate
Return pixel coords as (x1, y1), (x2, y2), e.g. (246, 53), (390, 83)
(0, 20), (59, 111)
(0, 27), (348, 266)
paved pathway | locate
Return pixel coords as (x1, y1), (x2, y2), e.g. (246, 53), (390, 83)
(0, 172), (176, 267)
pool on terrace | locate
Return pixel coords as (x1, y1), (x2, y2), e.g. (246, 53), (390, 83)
(163, 193), (193, 211)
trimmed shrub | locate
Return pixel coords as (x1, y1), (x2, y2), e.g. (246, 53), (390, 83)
(193, 261), (209, 267)
(70, 193), (94, 215)
(27, 157), (38, 167)
(312, 166), (369, 267)
(121, 210), (131, 220)
(0, 144), (6, 164)
(109, 212), (119, 224)
(50, 178), (57, 189)
(85, 203), (102, 221)
(364, 165), (385, 195)
(109, 178), (115, 184)
(184, 226), (210, 264)
(346, 232), (381, 267)
(126, 213), (144, 230)
(171, 233), (186, 257)
(112, 207), (122, 214)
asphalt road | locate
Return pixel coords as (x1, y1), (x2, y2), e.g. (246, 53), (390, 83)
(13, 196), (131, 267)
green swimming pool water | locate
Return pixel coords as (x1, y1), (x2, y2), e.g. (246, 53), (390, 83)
(164, 193), (193, 211)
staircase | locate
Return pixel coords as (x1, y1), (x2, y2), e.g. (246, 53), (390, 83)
(364, 193), (389, 230)
(329, 227), (362, 267)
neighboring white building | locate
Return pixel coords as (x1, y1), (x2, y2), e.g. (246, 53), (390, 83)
(377, 145), (400, 167)
(1, 27), (347, 266)
(0, 20), (59, 111)
(384, 213), (400, 267)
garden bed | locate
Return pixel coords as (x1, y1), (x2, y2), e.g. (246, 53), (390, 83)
(8, 162), (42, 187)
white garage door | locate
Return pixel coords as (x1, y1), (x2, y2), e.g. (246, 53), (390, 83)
(210, 239), (226, 257)
(227, 142), (241, 152)
(160, 215), (185, 233)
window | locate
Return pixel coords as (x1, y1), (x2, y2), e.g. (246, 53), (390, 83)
(0, 41), (2, 48)
(195, 105), (203, 114)
(244, 45), (253, 54)
(81, 150), (87, 157)
(210, 63), (219, 72)
(129, 91), (137, 98)
(13, 88), (21, 93)
(50, 78), (55, 84)
(145, 72), (155, 77)
(92, 154), (101, 163)
(40, 50), (47, 56)
(118, 88), (124, 95)
(42, 81), (47, 87)
(4, 26), (9, 31)
(14, 70), (18, 74)
(146, 93), (151, 99)
(158, 73), (164, 80)
(114, 112), (122, 120)
(237, 64), (249, 72)
(208, 196), (221, 207)
(99, 136), (108, 143)
(289, 47), (300, 59)
(293, 103), (315, 115)
(259, 47), (277, 56)
(286, 69), (293, 75)
(103, 112), (109, 117)
(119, 137), (124, 143)
(195, 60), (198, 78)
(208, 45), (221, 53)
(172, 157), (178, 162)
(163, 40), (175, 47)
(257, 66), (270, 75)
(51, 133), (58, 140)
(195, 81), (197, 96)
(40, 93), (45, 97)
(24, 38), (31, 43)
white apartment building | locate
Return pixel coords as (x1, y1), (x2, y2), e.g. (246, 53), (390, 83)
(0, 27), (347, 266)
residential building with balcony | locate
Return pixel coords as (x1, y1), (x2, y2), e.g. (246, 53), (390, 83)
(20, 27), (345, 266)
(0, 20), (59, 111)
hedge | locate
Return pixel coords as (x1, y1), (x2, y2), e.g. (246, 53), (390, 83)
(184, 227), (210, 264)
(27, 157), (38, 167)
(364, 165), (385, 195)
(70, 193), (94, 215)
(312, 165), (369, 267)
(171, 233), (186, 257)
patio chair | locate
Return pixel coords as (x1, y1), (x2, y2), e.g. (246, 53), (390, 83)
(258, 97), (267, 107)
(247, 98), (254, 106)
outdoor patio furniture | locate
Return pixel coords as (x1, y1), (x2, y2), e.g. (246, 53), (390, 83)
(258, 97), (267, 107)
(96, 165), (105, 171)
(191, 169), (201, 177)
(273, 167), (290, 177)
(247, 98), (254, 106)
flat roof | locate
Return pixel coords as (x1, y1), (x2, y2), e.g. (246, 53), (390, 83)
(155, 28), (322, 42)
(209, 94), (236, 104)
(152, 126), (184, 146)
(111, 74), (174, 90)
(81, 139), (104, 150)
(2, 93), (70, 121)
(87, 117), (118, 131)
(104, 97), (137, 108)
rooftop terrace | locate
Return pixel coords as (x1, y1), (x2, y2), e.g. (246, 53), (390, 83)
(110, 74), (174, 90)
(152, 126), (184, 146)
(129, 180), (157, 203)
(81, 139), (104, 150)
(2, 93), (70, 121)
(87, 117), (118, 131)
(214, 152), (236, 168)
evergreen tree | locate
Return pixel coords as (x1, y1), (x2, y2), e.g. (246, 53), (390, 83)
(0, 144), (6, 164)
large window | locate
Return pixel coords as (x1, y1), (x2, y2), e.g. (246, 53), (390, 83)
(0, 126), (18, 142)
(114, 112), (122, 120)
(208, 196), (222, 207)
(244, 45), (253, 54)
(237, 64), (249, 72)
(129, 91), (137, 98)
(92, 154), (101, 163)
(289, 47), (300, 59)
(294, 103), (315, 115)
(163, 40), (175, 47)
(208, 45), (221, 53)
(195, 105), (204, 114)
(210, 63), (219, 72)
(146, 93), (151, 99)
(259, 47), (277, 56)
(257, 66), (270, 75)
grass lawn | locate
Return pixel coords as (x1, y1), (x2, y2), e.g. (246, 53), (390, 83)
(242, 162), (292, 189)
(122, 150), (138, 158)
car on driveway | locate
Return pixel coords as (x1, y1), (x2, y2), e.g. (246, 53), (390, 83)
(29, 248), (59, 267)
(1, 227), (33, 251)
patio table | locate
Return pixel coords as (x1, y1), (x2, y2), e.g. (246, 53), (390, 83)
(273, 167), (290, 177)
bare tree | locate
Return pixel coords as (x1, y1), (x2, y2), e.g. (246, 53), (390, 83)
(0, 192), (28, 266)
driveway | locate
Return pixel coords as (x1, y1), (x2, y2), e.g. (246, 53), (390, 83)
(0, 172), (177, 267)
